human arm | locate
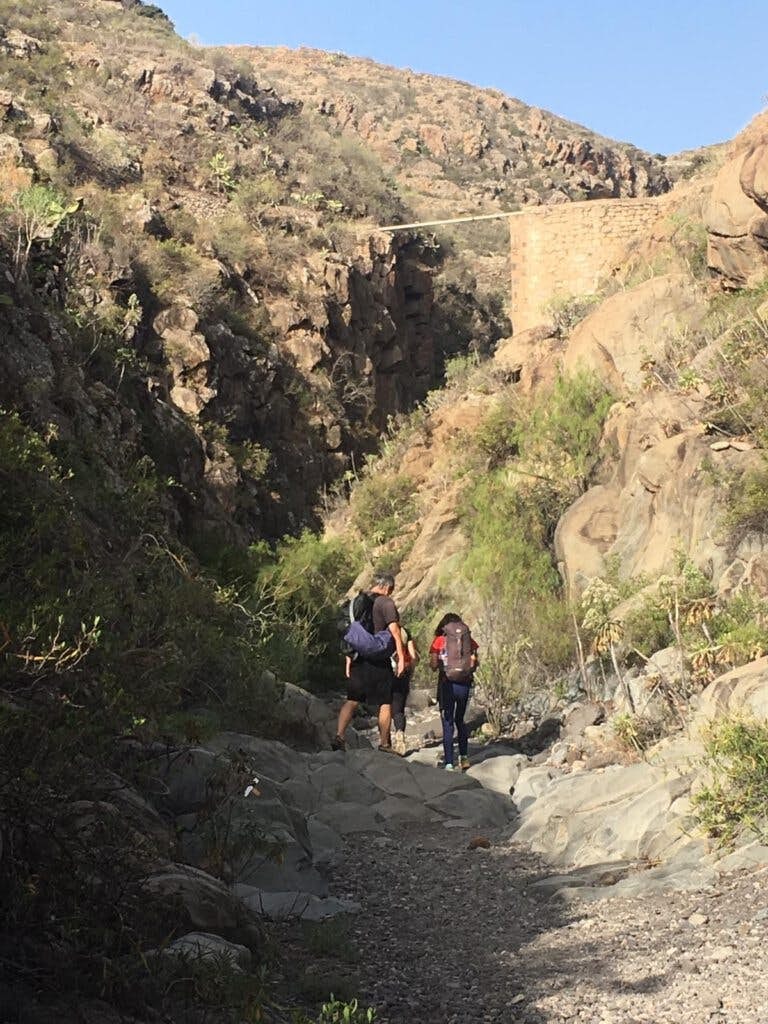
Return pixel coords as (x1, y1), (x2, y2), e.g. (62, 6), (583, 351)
(428, 636), (441, 672)
(408, 638), (419, 665)
(345, 655), (352, 679)
(389, 621), (406, 677)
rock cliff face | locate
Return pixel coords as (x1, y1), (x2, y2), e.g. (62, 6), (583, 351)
(0, 1), (443, 539)
(705, 113), (768, 288)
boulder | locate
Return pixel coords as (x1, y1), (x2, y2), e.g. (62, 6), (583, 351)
(513, 761), (694, 866)
(466, 754), (529, 795)
(562, 275), (706, 394)
(272, 681), (367, 749)
(511, 766), (564, 811)
(706, 146), (768, 288)
(696, 655), (768, 722)
(555, 392), (765, 595)
(560, 702), (603, 740)
(142, 864), (262, 948)
(159, 931), (252, 971)
(427, 787), (513, 828)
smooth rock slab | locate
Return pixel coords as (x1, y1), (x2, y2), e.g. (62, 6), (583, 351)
(511, 765), (564, 811)
(236, 884), (360, 921)
(514, 761), (694, 866)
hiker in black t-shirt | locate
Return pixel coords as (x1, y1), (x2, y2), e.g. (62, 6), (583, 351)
(332, 573), (405, 753)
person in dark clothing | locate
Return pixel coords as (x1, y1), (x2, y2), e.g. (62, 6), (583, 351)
(390, 625), (419, 755)
(429, 612), (478, 771)
(332, 573), (405, 752)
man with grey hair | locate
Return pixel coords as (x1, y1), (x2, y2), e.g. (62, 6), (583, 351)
(332, 573), (405, 752)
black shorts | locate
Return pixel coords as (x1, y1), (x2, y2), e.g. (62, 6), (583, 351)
(347, 659), (394, 706)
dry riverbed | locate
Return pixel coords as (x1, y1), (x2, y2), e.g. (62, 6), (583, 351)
(277, 822), (768, 1024)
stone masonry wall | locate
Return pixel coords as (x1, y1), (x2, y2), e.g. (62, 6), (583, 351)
(509, 197), (671, 331)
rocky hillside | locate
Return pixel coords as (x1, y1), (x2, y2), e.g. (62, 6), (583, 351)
(239, 45), (680, 298)
(336, 109), (768, 745)
(5, 2), (768, 1021)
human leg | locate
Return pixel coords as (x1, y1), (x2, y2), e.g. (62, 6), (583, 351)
(335, 662), (367, 747)
(391, 682), (407, 754)
(364, 661), (394, 751)
(392, 675), (410, 731)
(377, 702), (392, 748)
(336, 699), (358, 740)
(453, 683), (471, 757)
(441, 680), (457, 766)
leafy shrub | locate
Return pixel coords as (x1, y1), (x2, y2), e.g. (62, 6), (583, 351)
(0, 407), (284, 1016)
(692, 717), (768, 847)
(462, 474), (572, 691)
(251, 530), (362, 687)
(724, 462), (768, 535)
(349, 474), (418, 547)
(545, 292), (600, 337)
(315, 997), (377, 1024)
(141, 238), (220, 309)
(473, 393), (519, 467)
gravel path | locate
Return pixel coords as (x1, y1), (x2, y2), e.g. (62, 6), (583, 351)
(306, 823), (768, 1024)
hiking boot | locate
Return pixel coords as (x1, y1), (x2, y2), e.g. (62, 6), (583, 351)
(459, 756), (471, 771)
(331, 734), (346, 752)
(392, 730), (406, 756)
(444, 763), (455, 772)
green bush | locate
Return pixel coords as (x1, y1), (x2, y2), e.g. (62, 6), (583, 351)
(545, 292), (600, 337)
(692, 717), (768, 847)
(349, 474), (418, 547)
(724, 462), (768, 535)
(251, 530), (362, 688)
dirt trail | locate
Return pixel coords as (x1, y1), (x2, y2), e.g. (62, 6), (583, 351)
(308, 823), (768, 1024)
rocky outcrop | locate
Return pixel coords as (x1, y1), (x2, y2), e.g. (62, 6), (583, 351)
(555, 383), (767, 595)
(705, 115), (768, 287)
(562, 274), (707, 394)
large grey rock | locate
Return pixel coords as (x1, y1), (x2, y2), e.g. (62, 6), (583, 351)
(714, 841), (768, 875)
(466, 754), (529, 795)
(160, 932), (252, 971)
(206, 733), (308, 783)
(428, 787), (514, 828)
(152, 747), (222, 814)
(560, 702), (603, 740)
(142, 864), (262, 947)
(311, 801), (385, 835)
(273, 681), (367, 749)
(307, 817), (345, 869)
(236, 885), (360, 921)
(514, 761), (693, 866)
(576, 841), (716, 901)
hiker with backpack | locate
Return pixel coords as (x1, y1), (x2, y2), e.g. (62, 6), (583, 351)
(332, 573), (406, 753)
(429, 612), (478, 771)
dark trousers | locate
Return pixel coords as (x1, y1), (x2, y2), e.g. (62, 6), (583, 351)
(440, 680), (471, 764)
(391, 672), (411, 732)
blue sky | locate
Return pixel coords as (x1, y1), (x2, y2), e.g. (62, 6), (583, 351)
(159, 0), (767, 155)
